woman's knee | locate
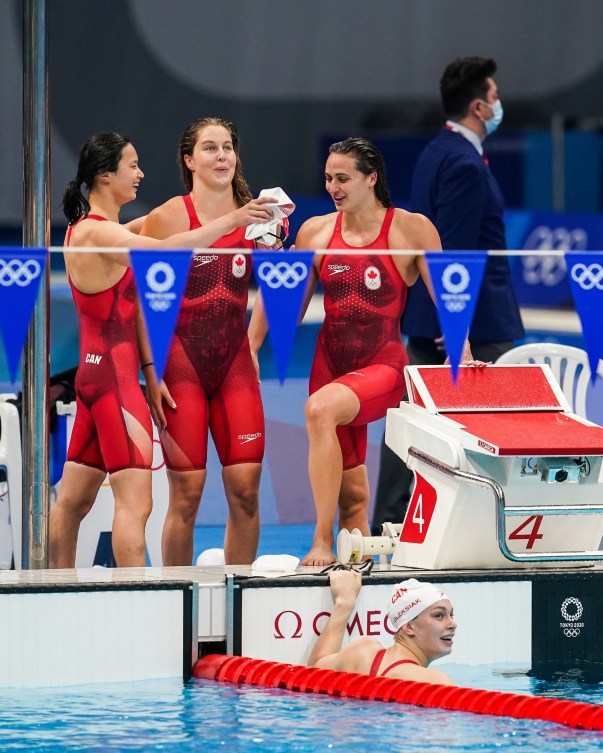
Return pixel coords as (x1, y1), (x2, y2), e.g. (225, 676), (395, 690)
(54, 487), (96, 520)
(229, 486), (259, 518)
(168, 472), (205, 514)
(305, 393), (337, 431)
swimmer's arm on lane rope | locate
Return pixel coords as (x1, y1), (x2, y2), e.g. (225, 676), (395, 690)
(308, 570), (363, 669)
(136, 300), (176, 430)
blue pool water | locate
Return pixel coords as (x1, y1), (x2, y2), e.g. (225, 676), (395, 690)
(0, 669), (601, 752)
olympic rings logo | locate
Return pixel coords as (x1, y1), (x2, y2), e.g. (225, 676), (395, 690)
(560, 597), (583, 622)
(521, 225), (588, 287)
(0, 258), (41, 287)
(445, 302), (466, 313)
(563, 627), (581, 638)
(524, 225), (588, 253)
(442, 263), (470, 294)
(521, 255), (567, 287)
(570, 263), (603, 290)
(257, 261), (309, 289)
(146, 261), (175, 293)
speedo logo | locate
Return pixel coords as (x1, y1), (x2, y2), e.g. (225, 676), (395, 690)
(328, 264), (351, 275)
(238, 432), (262, 444)
(194, 254), (219, 266)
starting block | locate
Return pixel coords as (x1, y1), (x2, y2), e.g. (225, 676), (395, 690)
(340, 365), (603, 570)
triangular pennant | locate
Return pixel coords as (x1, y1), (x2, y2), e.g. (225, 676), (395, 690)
(566, 252), (603, 383)
(425, 252), (488, 380)
(0, 247), (48, 384)
(253, 250), (314, 383)
(130, 250), (191, 381)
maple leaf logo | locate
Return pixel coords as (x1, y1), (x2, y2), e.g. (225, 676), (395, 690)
(368, 270), (377, 279)
(235, 256), (244, 266)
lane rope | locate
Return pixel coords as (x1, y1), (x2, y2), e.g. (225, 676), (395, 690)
(193, 654), (603, 732)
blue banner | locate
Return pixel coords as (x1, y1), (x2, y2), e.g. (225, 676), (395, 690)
(426, 252), (488, 380)
(566, 252), (603, 382)
(0, 247), (47, 383)
(507, 210), (603, 307)
(130, 250), (191, 382)
(253, 250), (314, 383)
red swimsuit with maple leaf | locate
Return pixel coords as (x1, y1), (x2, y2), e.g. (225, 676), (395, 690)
(309, 208), (409, 469)
(157, 195), (264, 471)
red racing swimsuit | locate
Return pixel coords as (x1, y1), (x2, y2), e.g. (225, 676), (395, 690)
(159, 195), (264, 471)
(66, 215), (153, 473)
(309, 208), (408, 469)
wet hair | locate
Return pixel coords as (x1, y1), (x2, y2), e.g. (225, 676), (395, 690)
(440, 57), (497, 120)
(328, 137), (393, 208)
(62, 132), (132, 224)
(177, 117), (253, 207)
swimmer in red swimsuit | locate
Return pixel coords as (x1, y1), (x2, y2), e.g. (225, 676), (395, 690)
(308, 570), (456, 685)
(138, 117), (278, 566)
(291, 138), (470, 566)
(49, 131), (276, 568)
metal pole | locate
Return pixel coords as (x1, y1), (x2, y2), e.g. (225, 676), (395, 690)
(22, 0), (50, 569)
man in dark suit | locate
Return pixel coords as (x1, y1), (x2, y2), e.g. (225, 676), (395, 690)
(372, 56), (524, 534)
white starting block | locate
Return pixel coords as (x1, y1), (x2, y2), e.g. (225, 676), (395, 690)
(0, 398), (168, 569)
(339, 364), (603, 570)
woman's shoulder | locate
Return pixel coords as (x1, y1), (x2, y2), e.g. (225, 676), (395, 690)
(149, 195), (189, 219)
(344, 636), (383, 658)
(390, 208), (440, 250)
(296, 212), (338, 246)
(141, 195), (189, 238)
(66, 215), (117, 246)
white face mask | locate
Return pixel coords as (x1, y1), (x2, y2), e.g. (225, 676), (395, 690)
(478, 98), (503, 136)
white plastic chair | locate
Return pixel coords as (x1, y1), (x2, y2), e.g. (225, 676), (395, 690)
(496, 343), (603, 419)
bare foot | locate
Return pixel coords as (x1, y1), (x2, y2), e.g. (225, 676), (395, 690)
(302, 542), (336, 567)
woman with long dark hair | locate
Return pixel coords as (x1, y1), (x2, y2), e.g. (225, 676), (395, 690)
(288, 138), (447, 566)
(50, 131), (275, 568)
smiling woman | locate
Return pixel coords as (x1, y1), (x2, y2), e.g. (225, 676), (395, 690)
(137, 116), (280, 568)
(256, 137), (452, 568)
(308, 570), (456, 686)
(49, 130), (276, 569)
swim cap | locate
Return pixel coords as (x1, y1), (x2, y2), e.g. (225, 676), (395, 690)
(388, 578), (448, 631)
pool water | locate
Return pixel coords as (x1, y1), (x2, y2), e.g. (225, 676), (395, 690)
(0, 668), (601, 753)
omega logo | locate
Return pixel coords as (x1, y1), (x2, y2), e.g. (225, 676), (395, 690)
(273, 611), (303, 639)
(272, 609), (396, 639)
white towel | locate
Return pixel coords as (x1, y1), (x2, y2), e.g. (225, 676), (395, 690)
(251, 554), (300, 576)
(245, 187), (295, 247)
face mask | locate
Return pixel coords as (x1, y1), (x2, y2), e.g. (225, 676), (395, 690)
(479, 98), (503, 136)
